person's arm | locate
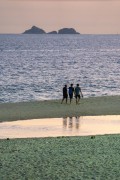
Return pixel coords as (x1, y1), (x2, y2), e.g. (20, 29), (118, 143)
(80, 88), (83, 98)
(74, 88), (76, 96)
(73, 88), (75, 95)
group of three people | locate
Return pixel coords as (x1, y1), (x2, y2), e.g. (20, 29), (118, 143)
(61, 84), (83, 104)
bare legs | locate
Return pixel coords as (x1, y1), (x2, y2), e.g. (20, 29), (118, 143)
(76, 95), (80, 104)
(61, 97), (68, 104)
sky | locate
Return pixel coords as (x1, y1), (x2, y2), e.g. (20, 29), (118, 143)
(0, 0), (120, 34)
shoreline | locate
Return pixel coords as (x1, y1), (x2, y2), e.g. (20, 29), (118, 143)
(0, 95), (120, 122)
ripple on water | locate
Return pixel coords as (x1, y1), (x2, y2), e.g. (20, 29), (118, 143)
(0, 35), (120, 102)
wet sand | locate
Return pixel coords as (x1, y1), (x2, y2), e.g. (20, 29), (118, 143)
(1, 96), (120, 122)
(0, 115), (120, 139)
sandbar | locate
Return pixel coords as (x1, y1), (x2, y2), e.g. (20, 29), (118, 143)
(0, 95), (120, 122)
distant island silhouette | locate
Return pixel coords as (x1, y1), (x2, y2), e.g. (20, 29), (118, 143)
(23, 26), (80, 34)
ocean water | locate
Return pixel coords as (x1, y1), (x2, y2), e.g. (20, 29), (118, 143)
(0, 34), (120, 103)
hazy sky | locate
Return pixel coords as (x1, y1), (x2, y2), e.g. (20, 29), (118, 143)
(0, 0), (120, 34)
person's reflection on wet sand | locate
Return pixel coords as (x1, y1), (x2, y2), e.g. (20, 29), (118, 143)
(69, 117), (73, 128)
(63, 117), (67, 129)
(62, 117), (81, 130)
(75, 116), (80, 129)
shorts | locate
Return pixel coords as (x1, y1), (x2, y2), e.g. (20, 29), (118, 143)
(69, 94), (73, 99)
(75, 95), (80, 99)
(63, 94), (68, 99)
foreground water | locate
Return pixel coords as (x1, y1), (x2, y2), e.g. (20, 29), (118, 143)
(0, 115), (120, 139)
(0, 34), (120, 103)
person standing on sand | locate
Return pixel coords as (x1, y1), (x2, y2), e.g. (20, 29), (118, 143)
(75, 84), (83, 104)
(68, 84), (74, 104)
(61, 85), (68, 104)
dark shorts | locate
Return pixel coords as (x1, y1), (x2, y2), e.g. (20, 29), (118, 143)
(69, 94), (73, 99)
(63, 94), (68, 99)
(75, 95), (80, 99)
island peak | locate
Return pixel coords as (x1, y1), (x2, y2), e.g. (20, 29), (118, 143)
(23, 26), (46, 34)
(58, 28), (80, 34)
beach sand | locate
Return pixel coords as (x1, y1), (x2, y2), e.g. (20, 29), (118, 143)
(0, 95), (120, 179)
(0, 95), (120, 122)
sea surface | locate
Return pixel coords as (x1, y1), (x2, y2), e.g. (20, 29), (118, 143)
(0, 34), (120, 103)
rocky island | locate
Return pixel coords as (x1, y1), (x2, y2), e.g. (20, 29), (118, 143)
(58, 28), (79, 34)
(23, 26), (80, 34)
(23, 26), (46, 34)
(47, 31), (57, 34)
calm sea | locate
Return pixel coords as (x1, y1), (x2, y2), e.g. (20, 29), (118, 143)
(0, 34), (120, 103)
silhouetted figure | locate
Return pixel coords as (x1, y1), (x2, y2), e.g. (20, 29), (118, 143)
(75, 84), (83, 104)
(68, 84), (74, 104)
(61, 85), (68, 104)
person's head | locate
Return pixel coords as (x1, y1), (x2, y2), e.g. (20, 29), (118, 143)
(77, 84), (79, 87)
(71, 84), (73, 87)
(65, 84), (67, 88)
